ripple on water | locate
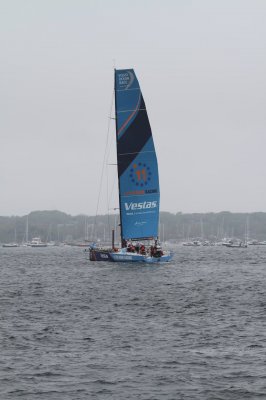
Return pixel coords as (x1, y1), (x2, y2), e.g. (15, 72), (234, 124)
(0, 245), (266, 399)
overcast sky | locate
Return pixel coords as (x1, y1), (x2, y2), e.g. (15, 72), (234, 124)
(1, 0), (266, 216)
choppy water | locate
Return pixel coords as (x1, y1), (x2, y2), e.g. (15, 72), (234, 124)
(1, 245), (266, 399)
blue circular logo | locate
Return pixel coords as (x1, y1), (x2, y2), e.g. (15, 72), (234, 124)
(129, 162), (152, 187)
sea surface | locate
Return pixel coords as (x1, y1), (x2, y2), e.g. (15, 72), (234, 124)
(1, 245), (266, 400)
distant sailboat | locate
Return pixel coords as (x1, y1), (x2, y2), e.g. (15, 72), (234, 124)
(182, 240), (201, 246)
(223, 219), (248, 248)
(224, 241), (247, 248)
(89, 69), (172, 263)
(2, 220), (19, 247)
(2, 243), (19, 248)
(30, 237), (47, 248)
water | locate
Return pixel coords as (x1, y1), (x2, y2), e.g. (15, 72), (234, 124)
(1, 245), (266, 399)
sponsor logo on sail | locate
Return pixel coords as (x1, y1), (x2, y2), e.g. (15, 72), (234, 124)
(129, 162), (152, 187)
(124, 189), (157, 196)
(118, 71), (134, 89)
(134, 221), (147, 226)
(124, 201), (157, 211)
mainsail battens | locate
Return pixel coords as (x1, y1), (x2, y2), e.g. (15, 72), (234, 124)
(116, 87), (140, 92)
(117, 108), (147, 113)
(118, 151), (155, 156)
(116, 96), (153, 176)
(115, 68), (160, 241)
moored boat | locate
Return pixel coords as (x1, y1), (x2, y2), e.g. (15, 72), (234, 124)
(182, 240), (201, 246)
(30, 237), (47, 247)
(223, 240), (247, 248)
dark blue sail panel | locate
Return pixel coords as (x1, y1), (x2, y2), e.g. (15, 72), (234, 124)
(115, 69), (160, 240)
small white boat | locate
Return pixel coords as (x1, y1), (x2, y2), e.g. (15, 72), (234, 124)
(248, 240), (266, 246)
(223, 240), (247, 248)
(2, 243), (19, 248)
(182, 240), (201, 246)
(30, 237), (47, 247)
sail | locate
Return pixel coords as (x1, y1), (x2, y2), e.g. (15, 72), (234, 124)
(115, 69), (160, 241)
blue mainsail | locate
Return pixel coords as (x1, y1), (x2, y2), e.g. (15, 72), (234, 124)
(115, 69), (160, 241)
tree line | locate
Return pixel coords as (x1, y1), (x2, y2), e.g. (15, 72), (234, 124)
(0, 210), (265, 244)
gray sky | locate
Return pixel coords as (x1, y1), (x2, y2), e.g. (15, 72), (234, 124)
(1, 0), (266, 216)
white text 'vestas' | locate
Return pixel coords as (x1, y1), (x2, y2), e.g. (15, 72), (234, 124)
(124, 201), (157, 211)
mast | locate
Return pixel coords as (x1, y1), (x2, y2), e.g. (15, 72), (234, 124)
(26, 215), (29, 243)
(14, 218), (17, 243)
(114, 69), (123, 247)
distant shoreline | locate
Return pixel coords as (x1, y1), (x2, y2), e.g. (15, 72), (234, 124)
(1, 210), (266, 244)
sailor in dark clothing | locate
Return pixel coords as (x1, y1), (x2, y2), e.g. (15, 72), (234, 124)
(153, 245), (163, 257)
(127, 243), (135, 253)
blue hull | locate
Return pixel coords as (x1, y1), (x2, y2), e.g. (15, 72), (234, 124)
(110, 252), (146, 262)
(143, 254), (172, 263)
(89, 248), (173, 263)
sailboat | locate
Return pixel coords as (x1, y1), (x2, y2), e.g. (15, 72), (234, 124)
(2, 222), (19, 247)
(223, 217), (248, 248)
(2, 242), (19, 248)
(89, 69), (172, 263)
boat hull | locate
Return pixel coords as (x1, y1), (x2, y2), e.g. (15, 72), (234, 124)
(110, 252), (145, 262)
(143, 254), (172, 263)
(89, 249), (115, 262)
(224, 244), (247, 248)
(89, 248), (173, 263)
